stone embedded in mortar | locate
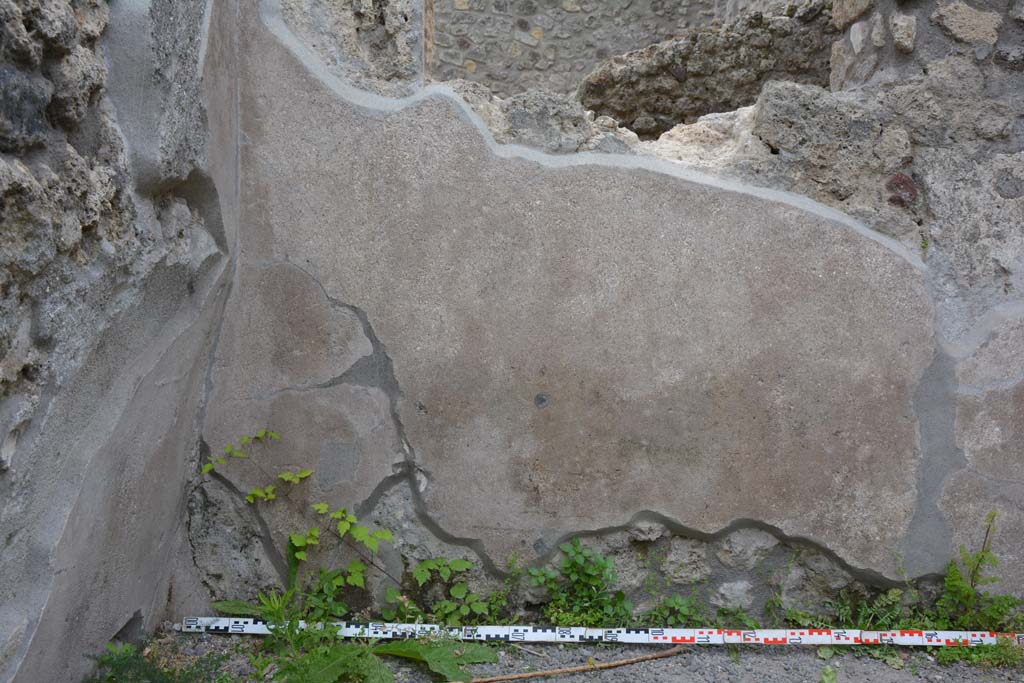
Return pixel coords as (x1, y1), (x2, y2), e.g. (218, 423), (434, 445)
(931, 2), (1003, 46)
(832, 0), (873, 29)
(576, 0), (838, 137)
(449, 79), (638, 154)
(0, 66), (52, 151)
(890, 13), (917, 53)
(48, 44), (107, 127)
(714, 528), (779, 570)
(430, 0), (771, 96)
(712, 580), (756, 611)
(663, 537), (712, 584)
(280, 0), (421, 96)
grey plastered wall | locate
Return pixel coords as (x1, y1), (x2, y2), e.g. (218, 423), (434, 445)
(200, 0), (955, 600)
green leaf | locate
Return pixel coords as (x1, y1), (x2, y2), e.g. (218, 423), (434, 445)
(470, 601), (488, 615)
(290, 533), (307, 548)
(450, 583), (468, 599)
(268, 431), (281, 440)
(351, 525), (370, 544)
(312, 502), (329, 514)
(817, 646), (834, 661)
(286, 644), (394, 683)
(448, 558), (472, 572)
(223, 445), (233, 453)
(216, 457), (226, 465)
(256, 429), (267, 439)
(297, 468), (314, 479)
(364, 537), (380, 553)
(231, 449), (247, 458)
(374, 641), (496, 682)
(337, 520), (351, 537)
(413, 565), (431, 587)
(439, 566), (451, 581)
(201, 463), (214, 474)
(820, 665), (837, 683)
(373, 529), (394, 542)
(240, 435), (250, 444)
(294, 550), (308, 561)
(211, 600), (263, 617)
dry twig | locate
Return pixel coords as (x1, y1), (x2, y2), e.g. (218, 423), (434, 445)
(456, 645), (688, 683)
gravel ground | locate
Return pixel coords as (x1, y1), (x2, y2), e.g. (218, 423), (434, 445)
(154, 627), (1023, 683)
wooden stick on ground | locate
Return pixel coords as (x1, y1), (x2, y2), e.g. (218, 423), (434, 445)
(458, 645), (688, 683)
(511, 643), (548, 658)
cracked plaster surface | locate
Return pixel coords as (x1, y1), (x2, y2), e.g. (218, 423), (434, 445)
(193, 0), (944, 587)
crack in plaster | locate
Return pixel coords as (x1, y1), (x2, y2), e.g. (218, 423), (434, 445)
(283, 260), (508, 577)
(222, 0), (1024, 589)
(900, 348), (965, 577)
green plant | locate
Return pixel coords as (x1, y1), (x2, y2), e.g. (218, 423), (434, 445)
(411, 558), (475, 587)
(715, 607), (759, 630)
(924, 511), (1023, 632)
(825, 587), (905, 631)
(87, 643), (231, 683)
(764, 592), (785, 627)
(430, 581), (489, 626)
(935, 637), (1023, 668)
(373, 638), (497, 680)
(202, 429), (280, 475)
(528, 538), (632, 627)
(819, 664), (837, 683)
(382, 585), (428, 623)
(787, 608), (832, 630)
(382, 556), (497, 626)
(641, 595), (708, 628)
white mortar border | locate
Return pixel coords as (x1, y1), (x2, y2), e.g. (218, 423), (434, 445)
(259, 0), (925, 273)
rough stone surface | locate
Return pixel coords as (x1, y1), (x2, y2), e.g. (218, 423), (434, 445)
(577, 0), (837, 137)
(0, 0), (238, 680)
(429, 0), (772, 96)
(890, 12), (916, 52)
(711, 580), (755, 610)
(832, 0), (873, 29)
(931, 1), (1002, 45)
(663, 537), (711, 584)
(279, 0), (421, 95)
(450, 79), (638, 153)
(714, 528), (779, 570)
